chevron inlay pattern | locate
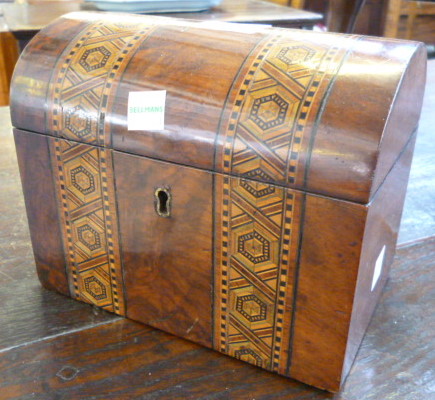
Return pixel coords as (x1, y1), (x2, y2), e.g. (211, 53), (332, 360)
(214, 35), (349, 373)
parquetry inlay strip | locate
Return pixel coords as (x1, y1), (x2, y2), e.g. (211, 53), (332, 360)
(50, 137), (125, 314)
(215, 35), (350, 373)
(46, 20), (156, 313)
(47, 20), (156, 146)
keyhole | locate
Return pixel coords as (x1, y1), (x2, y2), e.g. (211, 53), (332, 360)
(155, 188), (171, 218)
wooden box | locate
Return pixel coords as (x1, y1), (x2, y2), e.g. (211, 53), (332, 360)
(10, 12), (426, 392)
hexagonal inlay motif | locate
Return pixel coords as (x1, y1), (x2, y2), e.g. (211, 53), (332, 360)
(277, 45), (315, 66)
(70, 166), (95, 195)
(84, 276), (107, 300)
(64, 105), (92, 139)
(79, 46), (112, 72)
(234, 348), (263, 367)
(240, 169), (276, 198)
(238, 231), (270, 264)
(236, 294), (267, 322)
(77, 224), (101, 251)
(249, 94), (288, 131)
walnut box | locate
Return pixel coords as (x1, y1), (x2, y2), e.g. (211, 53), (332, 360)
(10, 12), (426, 392)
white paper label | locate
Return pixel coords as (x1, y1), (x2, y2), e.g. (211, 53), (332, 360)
(128, 90), (166, 131)
(371, 245), (386, 291)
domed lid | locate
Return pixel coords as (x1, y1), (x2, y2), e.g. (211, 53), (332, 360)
(10, 12), (426, 203)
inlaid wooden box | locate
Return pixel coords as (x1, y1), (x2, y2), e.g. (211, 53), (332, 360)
(10, 12), (426, 392)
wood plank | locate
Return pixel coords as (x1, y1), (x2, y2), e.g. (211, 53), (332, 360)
(0, 32), (18, 105)
(0, 319), (326, 400)
(383, 0), (402, 37)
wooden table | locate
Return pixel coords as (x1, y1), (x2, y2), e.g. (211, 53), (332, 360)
(0, 59), (434, 399)
(0, 0), (322, 49)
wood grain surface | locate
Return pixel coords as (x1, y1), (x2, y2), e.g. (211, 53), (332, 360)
(0, 112), (119, 353)
(115, 152), (214, 348)
(10, 12), (426, 203)
(0, 235), (433, 399)
(8, 13), (428, 392)
(1, 103), (434, 398)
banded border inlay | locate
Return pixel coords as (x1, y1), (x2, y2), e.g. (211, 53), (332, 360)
(48, 21), (155, 146)
(47, 20), (156, 313)
(215, 34), (351, 373)
(50, 138), (124, 314)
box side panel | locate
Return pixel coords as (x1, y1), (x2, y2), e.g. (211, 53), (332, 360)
(307, 38), (423, 203)
(289, 194), (367, 392)
(10, 18), (89, 135)
(114, 152), (214, 348)
(343, 133), (417, 378)
(370, 45), (427, 195)
(13, 128), (69, 296)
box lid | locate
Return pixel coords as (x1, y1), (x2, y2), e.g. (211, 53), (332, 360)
(10, 12), (426, 204)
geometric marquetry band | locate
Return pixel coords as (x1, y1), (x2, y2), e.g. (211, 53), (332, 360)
(48, 21), (156, 146)
(47, 21), (156, 314)
(50, 138), (125, 314)
(215, 35), (349, 373)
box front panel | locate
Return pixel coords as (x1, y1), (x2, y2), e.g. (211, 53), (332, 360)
(15, 129), (374, 392)
(113, 152), (214, 348)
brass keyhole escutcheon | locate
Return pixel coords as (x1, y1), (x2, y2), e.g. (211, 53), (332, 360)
(155, 187), (171, 218)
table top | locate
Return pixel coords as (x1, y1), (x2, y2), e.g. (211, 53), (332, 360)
(0, 0), (322, 33)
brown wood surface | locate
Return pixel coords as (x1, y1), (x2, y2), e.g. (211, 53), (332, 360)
(1, 101), (434, 398)
(0, 0), (321, 103)
(9, 127), (420, 392)
(384, 0), (435, 42)
(110, 23), (262, 172)
(10, 12), (426, 204)
(306, 37), (426, 202)
(114, 152), (214, 348)
(0, 32), (18, 106)
(289, 194), (367, 390)
(14, 129), (70, 296)
(0, 179), (433, 399)
(9, 16), (88, 137)
(0, 114), (119, 353)
(8, 13), (428, 393)
(0, 238), (432, 400)
(352, 0), (389, 36)
(343, 132), (417, 379)
(327, 0), (358, 31)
